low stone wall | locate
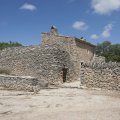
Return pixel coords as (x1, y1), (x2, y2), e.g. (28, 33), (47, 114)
(92, 55), (106, 63)
(0, 75), (48, 92)
(80, 62), (120, 91)
(0, 45), (75, 84)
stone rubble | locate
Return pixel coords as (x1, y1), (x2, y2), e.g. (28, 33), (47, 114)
(80, 56), (120, 91)
(0, 74), (48, 92)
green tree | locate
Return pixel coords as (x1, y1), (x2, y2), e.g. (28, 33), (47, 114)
(95, 41), (120, 62)
(0, 41), (22, 50)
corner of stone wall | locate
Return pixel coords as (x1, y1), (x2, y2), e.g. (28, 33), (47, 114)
(91, 55), (106, 63)
(80, 56), (120, 91)
(0, 75), (48, 92)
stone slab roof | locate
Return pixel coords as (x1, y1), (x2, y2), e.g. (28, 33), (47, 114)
(42, 32), (96, 48)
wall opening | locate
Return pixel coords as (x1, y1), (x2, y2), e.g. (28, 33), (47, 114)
(62, 65), (68, 83)
(81, 62), (84, 66)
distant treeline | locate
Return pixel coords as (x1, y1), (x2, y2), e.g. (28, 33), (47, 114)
(0, 41), (22, 50)
(95, 41), (120, 62)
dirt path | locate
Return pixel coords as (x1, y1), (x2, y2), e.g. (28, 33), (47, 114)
(0, 88), (120, 120)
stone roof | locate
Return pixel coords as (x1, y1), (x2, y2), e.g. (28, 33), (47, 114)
(75, 37), (96, 47)
(41, 32), (96, 48)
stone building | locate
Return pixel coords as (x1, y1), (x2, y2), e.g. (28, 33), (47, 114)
(0, 26), (95, 85)
(41, 26), (95, 82)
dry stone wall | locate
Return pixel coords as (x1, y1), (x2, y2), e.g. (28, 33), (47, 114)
(0, 27), (95, 85)
(0, 44), (75, 85)
(0, 75), (48, 91)
(80, 61), (120, 91)
(91, 55), (106, 63)
(41, 33), (95, 81)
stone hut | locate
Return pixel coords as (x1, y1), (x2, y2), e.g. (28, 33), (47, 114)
(0, 26), (95, 85)
(41, 26), (96, 82)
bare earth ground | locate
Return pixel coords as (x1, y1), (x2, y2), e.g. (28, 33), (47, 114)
(0, 82), (120, 120)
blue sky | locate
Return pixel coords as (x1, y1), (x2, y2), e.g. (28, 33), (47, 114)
(0, 0), (120, 45)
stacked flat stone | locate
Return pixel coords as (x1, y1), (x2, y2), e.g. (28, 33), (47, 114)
(0, 27), (96, 87)
(0, 74), (48, 92)
(80, 59), (120, 91)
(0, 44), (74, 85)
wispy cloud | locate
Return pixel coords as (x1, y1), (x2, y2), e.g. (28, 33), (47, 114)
(91, 0), (120, 15)
(90, 23), (113, 40)
(101, 24), (113, 38)
(90, 34), (99, 39)
(72, 21), (88, 31)
(20, 3), (37, 11)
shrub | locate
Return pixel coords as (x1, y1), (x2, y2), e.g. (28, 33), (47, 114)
(0, 41), (22, 50)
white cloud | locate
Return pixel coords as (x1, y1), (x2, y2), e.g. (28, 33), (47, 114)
(72, 21), (88, 31)
(90, 34), (99, 39)
(91, 0), (120, 15)
(101, 24), (113, 38)
(90, 23), (113, 39)
(20, 3), (37, 11)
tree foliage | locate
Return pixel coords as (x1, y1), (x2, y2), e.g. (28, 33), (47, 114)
(95, 41), (120, 62)
(0, 41), (22, 50)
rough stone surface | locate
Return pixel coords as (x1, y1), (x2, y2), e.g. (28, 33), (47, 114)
(80, 59), (120, 91)
(0, 75), (48, 91)
(0, 27), (95, 85)
(41, 30), (95, 81)
(91, 55), (106, 63)
(0, 45), (75, 84)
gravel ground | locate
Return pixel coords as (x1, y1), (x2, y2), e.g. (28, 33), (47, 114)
(0, 87), (120, 120)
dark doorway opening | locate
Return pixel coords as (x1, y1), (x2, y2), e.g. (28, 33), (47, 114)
(62, 65), (68, 83)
